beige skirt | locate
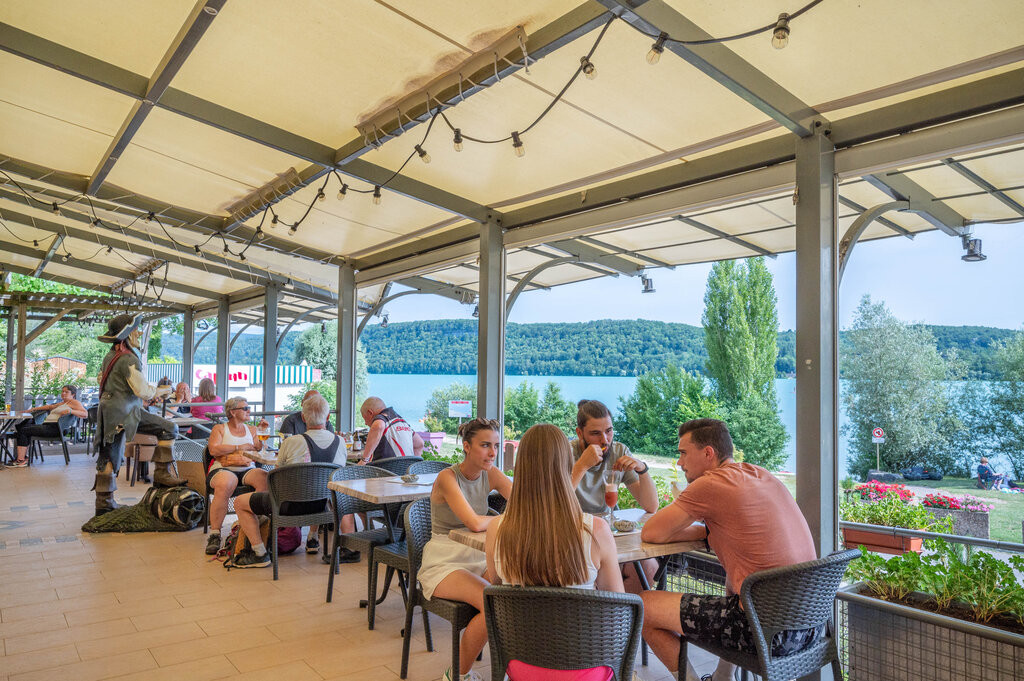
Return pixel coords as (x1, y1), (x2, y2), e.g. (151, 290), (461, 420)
(417, 533), (486, 600)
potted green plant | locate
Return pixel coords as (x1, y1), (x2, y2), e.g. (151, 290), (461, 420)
(840, 540), (1024, 680)
(840, 490), (951, 555)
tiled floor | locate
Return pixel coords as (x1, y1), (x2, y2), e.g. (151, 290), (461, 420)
(1, 447), (717, 681)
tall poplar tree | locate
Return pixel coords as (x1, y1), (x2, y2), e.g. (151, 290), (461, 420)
(702, 257), (787, 469)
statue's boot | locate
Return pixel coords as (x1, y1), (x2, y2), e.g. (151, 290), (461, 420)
(152, 440), (186, 488)
(92, 462), (119, 515)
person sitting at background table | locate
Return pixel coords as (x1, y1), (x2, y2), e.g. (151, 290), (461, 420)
(639, 419), (817, 681)
(188, 378), (221, 432)
(204, 396), (268, 556)
(357, 396), (423, 462)
(171, 382), (192, 414)
(571, 399), (658, 594)
(10, 385), (88, 467)
(230, 394), (354, 568)
(280, 389), (333, 435)
(418, 417), (511, 681)
(486, 423), (622, 593)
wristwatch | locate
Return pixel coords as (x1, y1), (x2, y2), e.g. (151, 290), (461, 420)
(636, 463), (649, 475)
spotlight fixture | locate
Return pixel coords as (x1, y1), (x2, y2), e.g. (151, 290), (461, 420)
(580, 56), (596, 80)
(771, 13), (790, 49)
(511, 131), (525, 158)
(372, 186), (382, 205)
(961, 234), (986, 262)
(472, 304), (479, 318)
(337, 184), (348, 201)
(380, 313), (389, 328)
(453, 129), (463, 152)
(317, 190), (326, 202)
(414, 144), (431, 164)
(641, 274), (655, 294)
(647, 32), (668, 64)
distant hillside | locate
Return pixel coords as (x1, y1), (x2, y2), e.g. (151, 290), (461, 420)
(163, 320), (1018, 379)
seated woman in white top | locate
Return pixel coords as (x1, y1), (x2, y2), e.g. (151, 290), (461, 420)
(11, 385), (88, 467)
(204, 396), (268, 555)
(486, 423), (622, 592)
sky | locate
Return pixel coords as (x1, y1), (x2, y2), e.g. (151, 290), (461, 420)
(380, 221), (1023, 331)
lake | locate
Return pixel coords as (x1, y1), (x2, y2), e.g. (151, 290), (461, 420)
(365, 373), (854, 476)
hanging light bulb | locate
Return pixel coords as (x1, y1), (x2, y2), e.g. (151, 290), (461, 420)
(61, 253), (69, 262)
(372, 186), (382, 205)
(271, 214), (279, 226)
(145, 211), (155, 222)
(255, 227), (265, 240)
(337, 183), (348, 201)
(316, 190), (326, 202)
(223, 242), (230, 254)
(239, 253), (246, 262)
(194, 244), (201, 254)
(580, 56), (596, 80)
(51, 202), (60, 214)
(289, 223), (298, 235)
(33, 240), (38, 247)
(453, 129), (463, 152)
(321, 321), (327, 334)
(647, 32), (668, 64)
(91, 218), (101, 227)
(107, 246), (114, 255)
(771, 13), (790, 49)
(511, 131), (525, 158)
(414, 144), (431, 164)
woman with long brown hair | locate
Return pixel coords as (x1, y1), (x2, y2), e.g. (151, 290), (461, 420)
(485, 423), (622, 591)
(417, 417), (511, 681)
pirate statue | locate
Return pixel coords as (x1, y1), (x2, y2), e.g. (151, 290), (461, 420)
(94, 313), (185, 515)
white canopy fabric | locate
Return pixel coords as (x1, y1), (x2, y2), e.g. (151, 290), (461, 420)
(1, 0), (1022, 322)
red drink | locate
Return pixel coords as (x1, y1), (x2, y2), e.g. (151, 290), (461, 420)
(604, 489), (618, 509)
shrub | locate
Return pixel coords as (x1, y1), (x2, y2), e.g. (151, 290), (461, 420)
(840, 491), (951, 531)
(921, 493), (993, 513)
(848, 481), (915, 502)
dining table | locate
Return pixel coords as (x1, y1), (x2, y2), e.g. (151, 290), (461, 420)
(327, 472), (439, 505)
(0, 413), (30, 466)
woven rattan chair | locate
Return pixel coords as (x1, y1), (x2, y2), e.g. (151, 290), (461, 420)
(399, 498), (478, 680)
(266, 462), (340, 580)
(326, 465), (395, 603)
(483, 585), (644, 681)
(368, 456), (422, 475)
(408, 460), (450, 476)
(679, 548), (861, 681)
(201, 446), (259, 534)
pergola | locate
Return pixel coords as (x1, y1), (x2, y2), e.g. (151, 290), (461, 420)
(2, 0), (1023, 556)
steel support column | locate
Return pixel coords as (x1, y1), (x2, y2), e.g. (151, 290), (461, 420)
(262, 285), (279, 412)
(794, 124), (838, 566)
(476, 220), (505, 422)
(336, 265), (357, 432)
(4, 309), (14, 408)
(182, 308), (194, 391)
(215, 297), (230, 400)
(14, 303), (26, 410)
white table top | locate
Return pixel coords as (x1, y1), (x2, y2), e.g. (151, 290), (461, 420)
(328, 472), (438, 504)
(448, 507), (705, 563)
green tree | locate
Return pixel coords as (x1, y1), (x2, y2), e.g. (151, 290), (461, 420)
(987, 330), (1024, 477)
(702, 257), (786, 469)
(504, 382), (540, 438)
(423, 382), (477, 433)
(292, 321), (368, 400)
(841, 296), (955, 478)
(537, 381), (576, 436)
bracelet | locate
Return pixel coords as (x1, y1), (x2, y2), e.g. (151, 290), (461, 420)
(636, 464), (649, 475)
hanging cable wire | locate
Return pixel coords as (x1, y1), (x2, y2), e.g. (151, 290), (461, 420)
(630, 0), (826, 45)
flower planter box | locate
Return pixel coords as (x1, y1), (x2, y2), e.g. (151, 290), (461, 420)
(415, 431), (445, 449)
(928, 507), (990, 539)
(841, 527), (922, 555)
(838, 585), (1024, 680)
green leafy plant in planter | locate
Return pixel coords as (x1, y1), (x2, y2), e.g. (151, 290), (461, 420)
(840, 491), (953, 531)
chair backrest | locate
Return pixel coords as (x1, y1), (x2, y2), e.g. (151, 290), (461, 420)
(409, 459), (450, 476)
(268, 462), (339, 512)
(87, 405), (98, 425)
(370, 456), (423, 475)
(487, 491), (507, 515)
(57, 413), (76, 433)
(740, 548), (861, 666)
(329, 464), (393, 515)
(174, 438), (207, 462)
(404, 497), (433, 580)
(483, 585), (644, 681)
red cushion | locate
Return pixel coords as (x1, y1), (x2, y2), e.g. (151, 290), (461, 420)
(506, 660), (614, 681)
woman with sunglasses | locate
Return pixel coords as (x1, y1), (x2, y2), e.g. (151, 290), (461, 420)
(204, 396), (268, 555)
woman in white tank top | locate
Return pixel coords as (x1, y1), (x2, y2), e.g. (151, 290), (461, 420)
(485, 423), (622, 591)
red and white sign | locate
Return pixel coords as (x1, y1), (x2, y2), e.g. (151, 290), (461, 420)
(871, 427), (885, 443)
(448, 400), (472, 418)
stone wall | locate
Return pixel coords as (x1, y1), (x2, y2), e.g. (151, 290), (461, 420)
(929, 507), (989, 539)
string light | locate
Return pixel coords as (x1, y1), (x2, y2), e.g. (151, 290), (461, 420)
(239, 253), (246, 262)
(107, 246), (113, 254)
(372, 186), (382, 205)
(414, 144), (431, 164)
(51, 202), (60, 214)
(61, 253), (71, 262)
(453, 129), (463, 152)
(194, 244), (201, 254)
(771, 13), (791, 49)
(255, 227), (266, 240)
(580, 56), (596, 80)
(511, 131), (525, 158)
(337, 184), (348, 201)
(289, 223), (298, 235)
(647, 32), (667, 64)
(223, 242), (229, 254)
(271, 214), (279, 226)
(145, 211), (154, 222)
(33, 239), (38, 247)
(91, 218), (101, 227)
(316, 190), (326, 202)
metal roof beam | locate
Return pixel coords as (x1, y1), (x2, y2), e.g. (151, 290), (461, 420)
(599, 0), (819, 136)
(520, 245), (618, 278)
(864, 173), (968, 236)
(87, 0), (226, 195)
(397, 275), (477, 304)
(576, 235), (674, 269)
(838, 195), (914, 238)
(548, 239), (644, 275)
(674, 216), (777, 258)
(32, 235), (64, 277)
(940, 158), (1024, 218)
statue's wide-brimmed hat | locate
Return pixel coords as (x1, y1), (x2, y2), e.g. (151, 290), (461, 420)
(97, 313), (143, 343)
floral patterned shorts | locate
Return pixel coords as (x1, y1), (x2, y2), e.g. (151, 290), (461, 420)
(678, 593), (820, 657)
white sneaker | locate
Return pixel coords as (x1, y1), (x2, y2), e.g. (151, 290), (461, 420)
(439, 668), (482, 681)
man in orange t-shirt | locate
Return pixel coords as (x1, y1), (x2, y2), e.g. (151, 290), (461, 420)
(640, 419), (818, 681)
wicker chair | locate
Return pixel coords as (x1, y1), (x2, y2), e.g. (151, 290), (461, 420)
(266, 462), (340, 580)
(200, 446), (259, 534)
(408, 460), (450, 476)
(368, 456), (422, 475)
(399, 498), (478, 680)
(679, 548), (861, 681)
(483, 585), (644, 681)
(325, 465), (395, 603)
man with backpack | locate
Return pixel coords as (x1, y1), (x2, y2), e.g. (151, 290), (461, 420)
(230, 394), (353, 568)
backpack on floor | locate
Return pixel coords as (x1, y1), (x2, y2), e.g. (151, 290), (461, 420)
(219, 516), (270, 569)
(276, 526), (303, 555)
